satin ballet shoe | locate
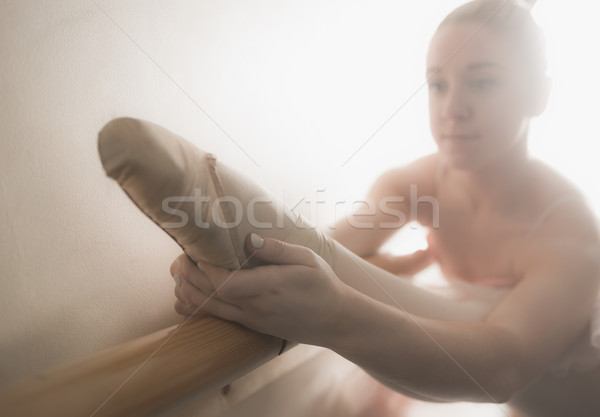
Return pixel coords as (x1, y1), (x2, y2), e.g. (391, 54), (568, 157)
(98, 117), (335, 270)
(98, 118), (496, 323)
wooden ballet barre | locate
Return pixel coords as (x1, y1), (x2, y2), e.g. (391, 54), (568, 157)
(0, 317), (283, 417)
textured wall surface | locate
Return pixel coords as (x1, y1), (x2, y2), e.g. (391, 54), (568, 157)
(0, 0), (191, 384)
(0, 0), (451, 386)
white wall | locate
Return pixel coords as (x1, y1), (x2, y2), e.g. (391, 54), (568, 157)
(1, 0), (597, 401)
(529, 1), (600, 212)
(0, 0), (453, 385)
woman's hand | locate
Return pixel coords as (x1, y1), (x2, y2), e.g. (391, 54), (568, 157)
(169, 233), (355, 346)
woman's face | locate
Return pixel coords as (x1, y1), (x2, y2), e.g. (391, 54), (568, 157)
(426, 23), (539, 171)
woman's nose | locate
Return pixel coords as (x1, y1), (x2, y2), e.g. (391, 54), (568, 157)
(442, 87), (472, 120)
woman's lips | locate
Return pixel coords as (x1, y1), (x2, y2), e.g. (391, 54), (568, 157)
(441, 134), (478, 140)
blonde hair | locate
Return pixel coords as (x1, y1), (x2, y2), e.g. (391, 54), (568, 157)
(437, 0), (547, 81)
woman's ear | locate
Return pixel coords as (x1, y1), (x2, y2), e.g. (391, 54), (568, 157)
(529, 75), (553, 117)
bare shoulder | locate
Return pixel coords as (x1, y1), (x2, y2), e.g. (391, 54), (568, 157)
(529, 159), (598, 238)
(516, 159), (600, 276)
(374, 153), (440, 199)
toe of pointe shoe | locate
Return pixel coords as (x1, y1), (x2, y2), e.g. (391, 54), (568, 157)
(98, 117), (246, 269)
(98, 117), (187, 200)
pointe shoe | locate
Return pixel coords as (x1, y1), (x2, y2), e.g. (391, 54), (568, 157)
(98, 117), (335, 269)
(98, 118), (493, 324)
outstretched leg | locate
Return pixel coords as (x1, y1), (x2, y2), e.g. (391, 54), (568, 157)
(98, 117), (504, 323)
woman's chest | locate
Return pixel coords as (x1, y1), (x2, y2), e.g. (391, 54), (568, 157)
(424, 205), (530, 285)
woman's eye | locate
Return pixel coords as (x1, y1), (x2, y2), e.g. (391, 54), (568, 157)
(428, 81), (446, 93)
(471, 78), (497, 90)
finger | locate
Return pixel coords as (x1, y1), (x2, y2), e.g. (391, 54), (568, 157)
(405, 249), (431, 265)
(180, 261), (215, 295)
(171, 254), (216, 295)
(198, 257), (306, 300)
(176, 265), (260, 311)
(410, 249), (434, 267)
(173, 299), (207, 317)
(170, 253), (196, 288)
(174, 282), (185, 302)
(176, 276), (214, 307)
(174, 281), (203, 310)
(170, 253), (188, 277)
(179, 289), (245, 323)
(197, 260), (273, 299)
(413, 249), (432, 259)
(245, 233), (320, 267)
(174, 278), (243, 321)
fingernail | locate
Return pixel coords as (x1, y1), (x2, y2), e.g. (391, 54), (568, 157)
(174, 274), (182, 287)
(196, 261), (205, 273)
(250, 233), (264, 249)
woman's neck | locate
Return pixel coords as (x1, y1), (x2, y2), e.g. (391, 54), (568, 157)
(444, 139), (533, 213)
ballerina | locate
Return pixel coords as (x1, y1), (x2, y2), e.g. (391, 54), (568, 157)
(99, 1), (600, 416)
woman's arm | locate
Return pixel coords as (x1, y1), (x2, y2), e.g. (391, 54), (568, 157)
(333, 197), (600, 402)
(333, 241), (600, 402)
(173, 231), (600, 403)
(329, 154), (439, 257)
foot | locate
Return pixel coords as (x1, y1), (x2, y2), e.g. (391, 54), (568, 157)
(98, 117), (334, 269)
